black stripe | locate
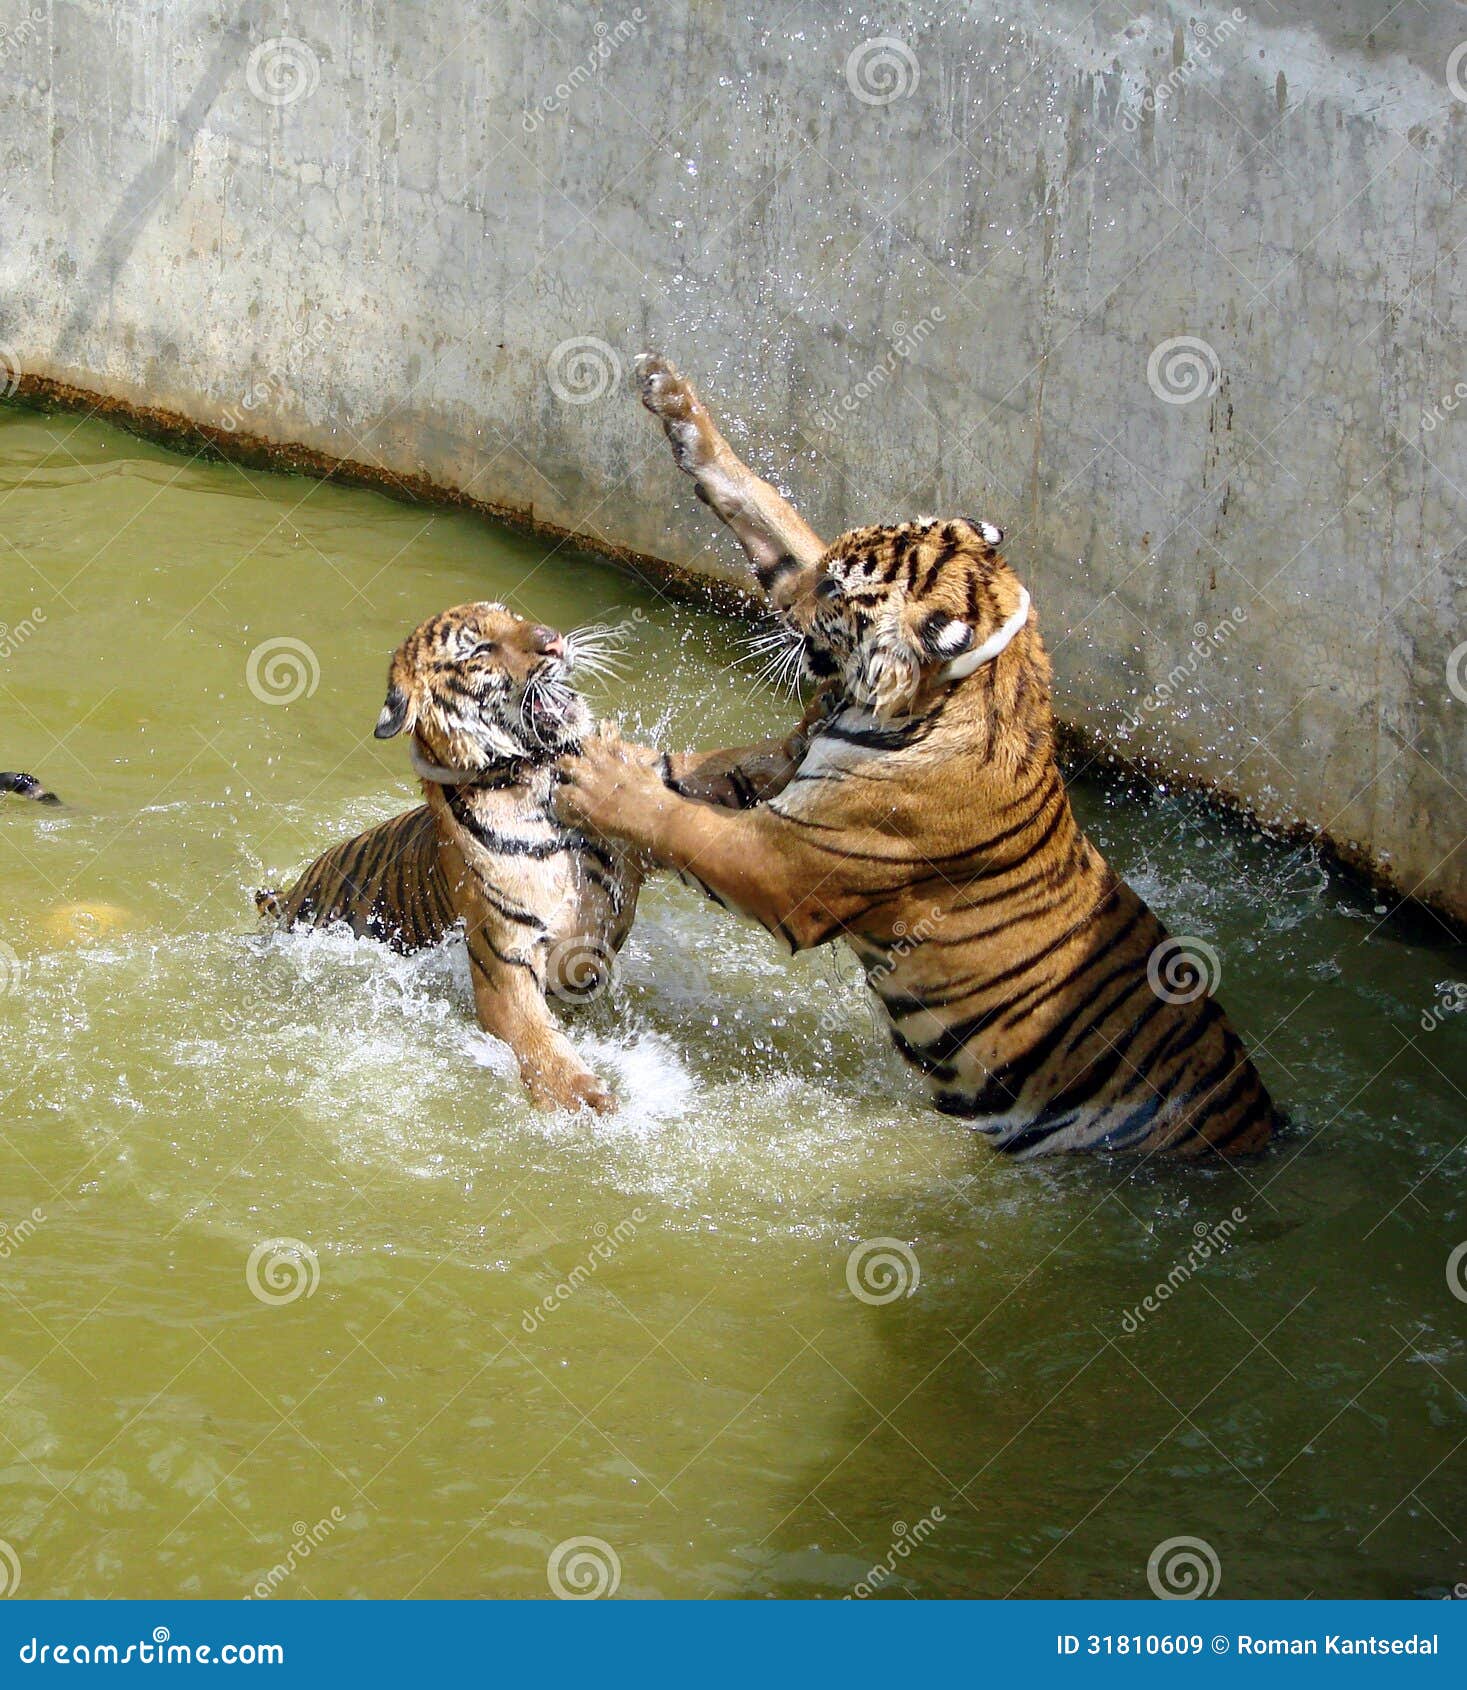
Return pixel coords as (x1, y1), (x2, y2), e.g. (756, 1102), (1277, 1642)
(755, 553), (800, 591)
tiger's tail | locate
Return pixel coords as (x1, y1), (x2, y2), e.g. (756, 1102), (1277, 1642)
(0, 772), (60, 805)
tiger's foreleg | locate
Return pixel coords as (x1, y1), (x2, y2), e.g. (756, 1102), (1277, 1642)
(635, 353), (828, 602)
(658, 690), (836, 810)
(555, 735), (867, 954)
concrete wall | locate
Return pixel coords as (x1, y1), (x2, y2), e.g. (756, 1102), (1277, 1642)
(2, 0), (1464, 921)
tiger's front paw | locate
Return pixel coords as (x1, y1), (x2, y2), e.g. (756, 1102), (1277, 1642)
(526, 1061), (616, 1116)
(554, 724), (665, 841)
(634, 352), (720, 474)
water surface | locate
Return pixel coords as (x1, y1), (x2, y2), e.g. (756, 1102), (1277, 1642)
(0, 409), (1462, 1599)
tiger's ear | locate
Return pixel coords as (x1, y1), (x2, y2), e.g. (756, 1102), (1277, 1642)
(919, 611), (974, 662)
(375, 683), (414, 740)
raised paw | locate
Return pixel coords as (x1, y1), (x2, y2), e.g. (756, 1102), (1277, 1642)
(634, 352), (719, 472)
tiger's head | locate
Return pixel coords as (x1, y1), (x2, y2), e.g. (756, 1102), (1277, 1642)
(373, 602), (601, 775)
(777, 519), (1033, 721)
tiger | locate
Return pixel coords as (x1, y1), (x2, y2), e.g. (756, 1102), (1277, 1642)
(255, 603), (651, 1113)
(1, 772), (59, 805)
(549, 353), (1280, 1159)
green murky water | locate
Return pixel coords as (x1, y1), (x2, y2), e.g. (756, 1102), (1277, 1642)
(0, 408), (1462, 1600)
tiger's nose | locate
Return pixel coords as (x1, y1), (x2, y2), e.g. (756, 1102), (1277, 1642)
(532, 626), (565, 659)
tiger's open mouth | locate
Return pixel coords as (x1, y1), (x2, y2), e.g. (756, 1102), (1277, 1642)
(518, 659), (591, 752)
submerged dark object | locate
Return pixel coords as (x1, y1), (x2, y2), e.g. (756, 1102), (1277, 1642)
(0, 772), (60, 805)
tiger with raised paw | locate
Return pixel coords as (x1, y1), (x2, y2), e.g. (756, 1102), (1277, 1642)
(550, 354), (1280, 1159)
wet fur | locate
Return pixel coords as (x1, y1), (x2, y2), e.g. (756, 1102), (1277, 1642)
(1, 772), (59, 805)
(257, 604), (643, 1114)
(552, 356), (1279, 1159)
